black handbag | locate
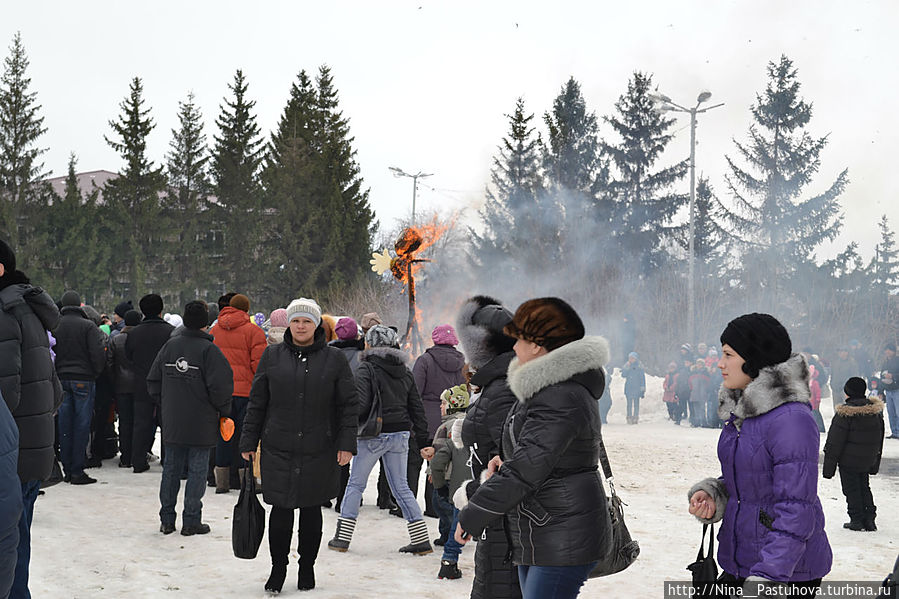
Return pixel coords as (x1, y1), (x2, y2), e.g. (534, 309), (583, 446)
(589, 440), (640, 578)
(232, 465), (265, 559)
(357, 363), (383, 439)
(687, 524), (721, 597)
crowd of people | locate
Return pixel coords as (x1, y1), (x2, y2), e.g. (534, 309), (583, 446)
(1, 236), (896, 599)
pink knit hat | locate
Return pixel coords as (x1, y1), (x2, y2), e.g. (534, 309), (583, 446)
(335, 317), (359, 341)
(431, 324), (459, 346)
(270, 308), (288, 328)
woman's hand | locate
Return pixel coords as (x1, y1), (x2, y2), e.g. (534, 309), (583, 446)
(420, 446), (435, 461)
(689, 490), (716, 520)
(484, 455), (503, 481)
(337, 451), (352, 466)
(241, 451), (255, 462)
(454, 522), (471, 545)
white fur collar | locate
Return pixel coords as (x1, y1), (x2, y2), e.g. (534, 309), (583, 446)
(718, 353), (810, 425)
(507, 336), (609, 402)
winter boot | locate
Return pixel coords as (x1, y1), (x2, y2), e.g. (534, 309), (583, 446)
(399, 519), (433, 555)
(437, 560), (462, 579)
(327, 517), (355, 552)
(214, 467), (230, 494)
(264, 564), (287, 594)
(298, 562), (315, 591)
(843, 519), (865, 531)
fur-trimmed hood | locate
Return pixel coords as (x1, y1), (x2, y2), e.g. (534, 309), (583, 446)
(718, 353), (810, 425)
(835, 397), (885, 417)
(456, 295), (515, 370)
(507, 336), (609, 402)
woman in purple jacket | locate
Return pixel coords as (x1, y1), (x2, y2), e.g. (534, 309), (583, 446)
(688, 313), (832, 593)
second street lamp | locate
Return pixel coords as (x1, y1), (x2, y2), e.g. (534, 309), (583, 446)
(389, 166), (433, 227)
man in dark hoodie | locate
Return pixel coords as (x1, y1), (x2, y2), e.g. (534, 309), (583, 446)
(125, 294), (174, 473)
(53, 289), (107, 485)
(148, 300), (233, 535)
(0, 240), (62, 598)
(411, 324), (465, 518)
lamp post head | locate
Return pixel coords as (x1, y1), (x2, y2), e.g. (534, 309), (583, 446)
(389, 166), (408, 178)
(697, 91), (712, 104)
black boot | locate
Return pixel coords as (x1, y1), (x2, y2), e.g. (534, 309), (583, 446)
(437, 560), (462, 579)
(843, 520), (865, 531)
(298, 563), (315, 591)
(265, 564), (287, 594)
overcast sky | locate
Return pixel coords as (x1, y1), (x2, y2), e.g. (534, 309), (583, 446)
(4, 1), (897, 261)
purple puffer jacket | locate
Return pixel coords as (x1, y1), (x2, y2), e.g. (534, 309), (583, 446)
(691, 354), (832, 582)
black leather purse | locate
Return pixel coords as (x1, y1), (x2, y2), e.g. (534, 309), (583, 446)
(589, 440), (640, 578)
(687, 523), (722, 598)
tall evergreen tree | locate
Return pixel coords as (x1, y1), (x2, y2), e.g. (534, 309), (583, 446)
(721, 55), (848, 299)
(543, 77), (600, 194)
(602, 71), (688, 270)
(0, 31), (48, 255)
(103, 76), (167, 298)
(211, 70), (264, 294)
(165, 91), (211, 304)
(871, 214), (899, 296)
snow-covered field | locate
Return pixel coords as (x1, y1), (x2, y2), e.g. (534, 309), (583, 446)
(29, 372), (899, 597)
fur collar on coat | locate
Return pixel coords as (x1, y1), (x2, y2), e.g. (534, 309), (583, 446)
(835, 397), (885, 417)
(718, 353), (810, 426)
(507, 336), (609, 403)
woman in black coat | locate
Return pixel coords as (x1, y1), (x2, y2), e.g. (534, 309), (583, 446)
(456, 298), (611, 599)
(240, 298), (357, 593)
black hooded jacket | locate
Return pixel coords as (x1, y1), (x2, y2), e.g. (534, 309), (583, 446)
(462, 351), (516, 480)
(53, 305), (107, 381)
(357, 347), (429, 449)
(126, 316), (174, 404)
(823, 396), (885, 477)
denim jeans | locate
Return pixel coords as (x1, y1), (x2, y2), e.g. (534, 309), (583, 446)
(159, 445), (211, 527)
(885, 389), (899, 437)
(340, 431), (423, 522)
(517, 562), (597, 599)
(215, 396), (248, 467)
(625, 395), (640, 421)
(58, 380), (95, 477)
(10, 479), (41, 599)
(441, 507), (463, 562)
(432, 487), (455, 542)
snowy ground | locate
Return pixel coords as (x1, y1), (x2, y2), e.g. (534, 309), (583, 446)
(29, 372), (899, 598)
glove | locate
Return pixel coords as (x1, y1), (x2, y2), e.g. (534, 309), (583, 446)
(369, 250), (393, 275)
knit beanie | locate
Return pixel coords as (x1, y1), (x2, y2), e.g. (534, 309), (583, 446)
(139, 293), (164, 317)
(628, 351), (639, 360)
(123, 309), (143, 327)
(286, 298), (322, 326)
(431, 324), (459, 346)
(366, 324), (398, 349)
(336, 317), (359, 341)
(165, 313), (183, 329)
(61, 290), (81, 307)
(183, 301), (209, 330)
(230, 294), (250, 313)
(440, 384), (470, 413)
(270, 308), (288, 328)
(360, 312), (382, 333)
(843, 376), (867, 399)
(504, 297), (585, 352)
(719, 313), (792, 379)
(114, 300), (133, 319)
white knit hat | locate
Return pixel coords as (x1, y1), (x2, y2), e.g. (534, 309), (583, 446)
(286, 298), (322, 326)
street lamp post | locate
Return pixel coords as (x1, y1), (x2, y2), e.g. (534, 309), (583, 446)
(649, 91), (723, 347)
(389, 166), (433, 226)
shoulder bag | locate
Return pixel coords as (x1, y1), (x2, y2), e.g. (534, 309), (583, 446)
(589, 439), (640, 578)
(357, 363), (383, 439)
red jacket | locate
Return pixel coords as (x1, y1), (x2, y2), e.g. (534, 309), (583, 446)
(210, 307), (267, 397)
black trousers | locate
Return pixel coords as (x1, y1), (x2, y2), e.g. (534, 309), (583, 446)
(406, 436), (434, 515)
(839, 467), (875, 521)
(116, 393), (134, 465)
(132, 399), (157, 469)
(336, 464), (350, 508)
(90, 377), (115, 459)
(269, 506), (323, 567)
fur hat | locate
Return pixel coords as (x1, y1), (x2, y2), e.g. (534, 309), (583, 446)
(456, 295), (516, 369)
(114, 300), (133, 319)
(183, 300), (209, 330)
(61, 290), (81, 307)
(123, 309), (143, 327)
(286, 298), (322, 326)
(504, 297), (585, 352)
(230, 294), (250, 313)
(720, 313), (791, 379)
(366, 324), (398, 349)
(336, 317), (359, 341)
(431, 324), (459, 346)
(360, 312), (382, 333)
(270, 308), (288, 328)
(139, 293), (164, 317)
(440, 384), (470, 413)
(843, 376), (867, 399)
(321, 314), (338, 342)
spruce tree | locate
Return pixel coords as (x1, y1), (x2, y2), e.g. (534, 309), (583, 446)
(103, 76), (167, 298)
(0, 32), (48, 255)
(603, 71), (688, 270)
(210, 70), (264, 295)
(721, 55), (848, 300)
(543, 77), (600, 194)
(871, 214), (899, 295)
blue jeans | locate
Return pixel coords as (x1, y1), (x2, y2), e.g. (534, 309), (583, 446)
(517, 562), (597, 599)
(432, 487), (455, 542)
(442, 507), (463, 562)
(340, 431), (423, 522)
(885, 389), (899, 437)
(58, 380), (95, 477)
(10, 479), (40, 599)
(159, 445), (211, 527)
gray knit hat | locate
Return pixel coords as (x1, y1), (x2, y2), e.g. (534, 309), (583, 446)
(286, 297), (322, 326)
(365, 324), (399, 349)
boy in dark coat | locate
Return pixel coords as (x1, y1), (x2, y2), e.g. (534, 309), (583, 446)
(147, 301), (233, 535)
(823, 376), (885, 532)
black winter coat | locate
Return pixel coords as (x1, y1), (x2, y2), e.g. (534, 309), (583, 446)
(126, 316), (174, 404)
(53, 306), (107, 381)
(823, 397), (885, 477)
(458, 336), (612, 567)
(240, 327), (357, 509)
(0, 283), (62, 482)
(0, 391), (21, 599)
(881, 355), (899, 391)
(462, 351), (516, 481)
(147, 329), (234, 448)
(413, 344), (466, 439)
(329, 338), (364, 373)
(108, 326), (136, 395)
(357, 347), (429, 448)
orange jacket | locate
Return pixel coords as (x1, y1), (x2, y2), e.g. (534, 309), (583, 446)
(210, 307), (267, 397)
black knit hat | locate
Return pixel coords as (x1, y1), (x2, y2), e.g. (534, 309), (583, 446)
(123, 309), (142, 327)
(139, 293), (164, 318)
(720, 313), (791, 379)
(505, 297), (585, 352)
(114, 300), (133, 319)
(183, 300), (209, 330)
(61, 290), (81, 307)
(843, 377), (867, 399)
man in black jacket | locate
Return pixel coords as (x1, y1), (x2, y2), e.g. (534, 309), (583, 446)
(0, 239), (63, 598)
(126, 293), (174, 473)
(148, 300), (233, 535)
(53, 290), (107, 485)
